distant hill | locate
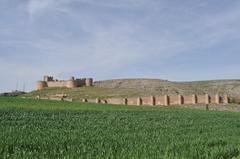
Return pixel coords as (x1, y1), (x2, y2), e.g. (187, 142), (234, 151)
(23, 78), (240, 103)
(1, 91), (26, 97)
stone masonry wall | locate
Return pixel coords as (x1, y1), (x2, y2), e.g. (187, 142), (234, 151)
(197, 95), (206, 104)
(47, 81), (68, 88)
(127, 97), (138, 105)
(90, 94), (229, 106)
(183, 95), (193, 104)
(155, 96), (165, 106)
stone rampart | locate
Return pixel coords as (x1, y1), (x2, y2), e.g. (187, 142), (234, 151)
(127, 97), (138, 105)
(47, 81), (68, 88)
(90, 94), (229, 106)
(183, 95), (193, 104)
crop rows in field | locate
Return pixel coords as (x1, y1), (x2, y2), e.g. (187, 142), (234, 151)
(0, 98), (240, 158)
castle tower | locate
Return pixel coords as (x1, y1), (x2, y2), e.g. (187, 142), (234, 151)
(44, 76), (53, 82)
(36, 81), (47, 90)
(85, 78), (93, 86)
(66, 79), (77, 88)
(70, 76), (75, 81)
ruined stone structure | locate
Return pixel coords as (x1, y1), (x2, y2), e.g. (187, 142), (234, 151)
(36, 93), (73, 102)
(90, 94), (229, 106)
(36, 76), (93, 90)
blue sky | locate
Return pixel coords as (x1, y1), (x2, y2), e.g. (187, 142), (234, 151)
(0, 0), (240, 92)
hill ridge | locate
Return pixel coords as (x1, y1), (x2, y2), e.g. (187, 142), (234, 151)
(23, 78), (240, 102)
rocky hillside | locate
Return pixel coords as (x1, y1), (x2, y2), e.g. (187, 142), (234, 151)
(94, 79), (240, 97)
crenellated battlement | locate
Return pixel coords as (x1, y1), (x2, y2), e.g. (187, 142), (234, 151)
(36, 76), (93, 90)
(44, 76), (54, 82)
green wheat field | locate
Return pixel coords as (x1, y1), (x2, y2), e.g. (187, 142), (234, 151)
(0, 97), (240, 159)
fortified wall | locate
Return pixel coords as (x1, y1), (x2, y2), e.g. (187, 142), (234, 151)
(91, 94), (229, 106)
(36, 76), (93, 90)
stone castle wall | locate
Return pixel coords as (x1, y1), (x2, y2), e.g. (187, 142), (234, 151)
(36, 76), (93, 90)
(47, 81), (68, 88)
(92, 94), (229, 106)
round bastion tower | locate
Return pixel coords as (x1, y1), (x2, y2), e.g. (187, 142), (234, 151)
(66, 77), (78, 88)
(85, 78), (93, 86)
(36, 81), (47, 90)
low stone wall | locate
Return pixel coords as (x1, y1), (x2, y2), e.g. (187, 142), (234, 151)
(183, 95), (194, 104)
(127, 97), (138, 105)
(197, 95), (206, 104)
(90, 94), (229, 106)
(155, 96), (165, 105)
(36, 95), (73, 102)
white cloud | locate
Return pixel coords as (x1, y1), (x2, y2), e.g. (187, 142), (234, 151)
(28, 0), (58, 18)
(27, 0), (159, 17)
(22, 0), (240, 68)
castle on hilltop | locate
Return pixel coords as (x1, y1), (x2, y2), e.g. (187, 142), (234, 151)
(36, 76), (93, 90)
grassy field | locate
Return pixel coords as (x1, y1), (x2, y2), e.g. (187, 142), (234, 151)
(1, 97), (240, 158)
